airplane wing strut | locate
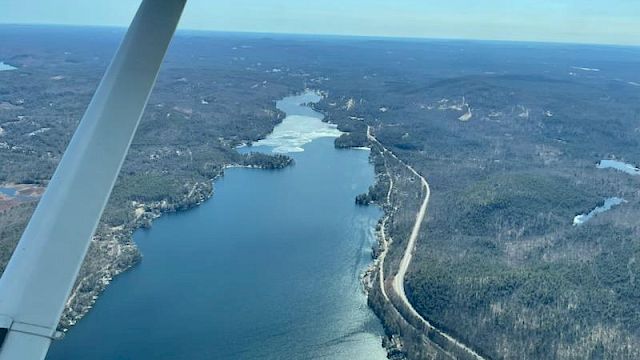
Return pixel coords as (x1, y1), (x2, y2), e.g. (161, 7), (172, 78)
(0, 1), (186, 359)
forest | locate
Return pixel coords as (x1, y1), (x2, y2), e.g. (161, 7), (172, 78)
(314, 40), (640, 359)
(3, 25), (640, 358)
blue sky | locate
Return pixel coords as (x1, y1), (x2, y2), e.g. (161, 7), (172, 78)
(1, 0), (638, 45)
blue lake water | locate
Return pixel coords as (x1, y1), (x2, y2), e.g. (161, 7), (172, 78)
(46, 93), (386, 359)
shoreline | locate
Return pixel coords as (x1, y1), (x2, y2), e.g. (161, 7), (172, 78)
(59, 159), (293, 330)
(59, 89), (328, 331)
(58, 90), (382, 355)
(362, 126), (486, 360)
(59, 173), (215, 330)
(57, 89), (299, 330)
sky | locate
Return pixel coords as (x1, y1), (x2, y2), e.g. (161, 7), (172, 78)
(1, 0), (638, 46)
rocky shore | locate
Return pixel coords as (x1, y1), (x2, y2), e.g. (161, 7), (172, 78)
(58, 158), (292, 331)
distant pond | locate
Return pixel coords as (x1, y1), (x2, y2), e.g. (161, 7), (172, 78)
(573, 197), (625, 226)
(0, 187), (17, 197)
(572, 159), (639, 225)
(597, 159), (640, 176)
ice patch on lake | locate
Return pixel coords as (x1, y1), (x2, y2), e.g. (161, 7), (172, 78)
(253, 114), (342, 153)
(573, 197), (625, 226)
(251, 90), (342, 153)
(0, 62), (17, 71)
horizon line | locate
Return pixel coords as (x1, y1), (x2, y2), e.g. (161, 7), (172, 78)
(1, 22), (639, 48)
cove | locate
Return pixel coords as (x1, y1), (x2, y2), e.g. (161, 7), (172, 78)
(46, 92), (387, 359)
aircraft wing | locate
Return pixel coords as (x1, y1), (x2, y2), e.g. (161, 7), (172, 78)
(0, 1), (186, 359)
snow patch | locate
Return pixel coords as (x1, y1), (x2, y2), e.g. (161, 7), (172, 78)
(346, 98), (356, 111)
(27, 128), (50, 137)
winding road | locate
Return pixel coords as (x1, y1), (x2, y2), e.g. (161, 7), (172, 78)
(367, 126), (485, 360)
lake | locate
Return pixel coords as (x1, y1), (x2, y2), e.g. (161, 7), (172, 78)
(46, 92), (387, 359)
